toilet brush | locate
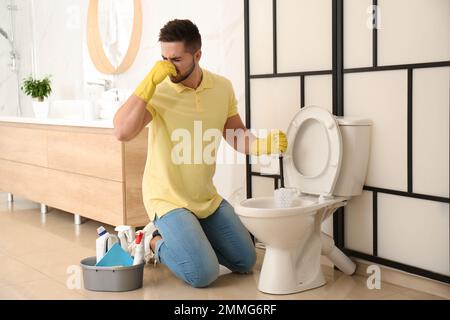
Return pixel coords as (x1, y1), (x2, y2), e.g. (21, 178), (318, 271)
(279, 155), (285, 188)
(274, 154), (295, 208)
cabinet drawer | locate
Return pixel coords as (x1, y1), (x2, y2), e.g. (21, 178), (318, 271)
(0, 126), (47, 166)
(47, 130), (123, 181)
(0, 159), (124, 226)
(46, 168), (124, 226)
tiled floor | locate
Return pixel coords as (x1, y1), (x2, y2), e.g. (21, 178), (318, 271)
(0, 194), (445, 300)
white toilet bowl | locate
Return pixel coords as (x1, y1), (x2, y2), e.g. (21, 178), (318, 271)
(235, 106), (372, 295)
(238, 195), (349, 294)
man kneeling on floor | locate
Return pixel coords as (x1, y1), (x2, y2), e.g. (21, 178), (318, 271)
(113, 19), (287, 288)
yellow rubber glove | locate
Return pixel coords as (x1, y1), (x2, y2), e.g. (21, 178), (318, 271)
(250, 129), (288, 156)
(134, 60), (177, 102)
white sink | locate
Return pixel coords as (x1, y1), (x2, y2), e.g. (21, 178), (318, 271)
(50, 99), (95, 120)
(98, 89), (130, 119)
(49, 89), (130, 121)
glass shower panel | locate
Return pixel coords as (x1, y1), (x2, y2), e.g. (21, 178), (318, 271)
(0, 0), (34, 116)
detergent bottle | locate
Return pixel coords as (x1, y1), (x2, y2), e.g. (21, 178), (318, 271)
(114, 225), (135, 253)
(132, 231), (144, 265)
(96, 226), (119, 263)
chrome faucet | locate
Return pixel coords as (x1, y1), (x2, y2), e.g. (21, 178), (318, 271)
(0, 27), (12, 46)
(86, 79), (113, 91)
(0, 27), (19, 73)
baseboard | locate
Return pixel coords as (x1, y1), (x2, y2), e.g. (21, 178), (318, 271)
(352, 258), (450, 299)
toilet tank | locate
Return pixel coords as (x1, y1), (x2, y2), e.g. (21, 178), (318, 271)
(333, 117), (372, 197)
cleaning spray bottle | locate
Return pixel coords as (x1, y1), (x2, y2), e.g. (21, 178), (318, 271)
(96, 226), (119, 263)
(114, 225), (135, 253)
(132, 231), (144, 265)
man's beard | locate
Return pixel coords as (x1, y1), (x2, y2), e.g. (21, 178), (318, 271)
(170, 57), (196, 83)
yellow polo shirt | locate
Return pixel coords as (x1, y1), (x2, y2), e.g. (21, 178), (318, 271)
(142, 68), (238, 221)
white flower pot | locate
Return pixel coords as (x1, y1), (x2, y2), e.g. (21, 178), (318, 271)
(32, 99), (49, 119)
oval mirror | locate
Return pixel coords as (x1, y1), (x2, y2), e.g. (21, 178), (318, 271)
(87, 0), (142, 74)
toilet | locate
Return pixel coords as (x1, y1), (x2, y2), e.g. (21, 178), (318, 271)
(235, 105), (372, 295)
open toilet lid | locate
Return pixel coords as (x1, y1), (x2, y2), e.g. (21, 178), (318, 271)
(284, 106), (342, 197)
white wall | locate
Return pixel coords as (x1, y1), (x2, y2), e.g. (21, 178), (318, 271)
(344, 0), (449, 276)
(0, 0), (247, 201)
(248, 0), (449, 278)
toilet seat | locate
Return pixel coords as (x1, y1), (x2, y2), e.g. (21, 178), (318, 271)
(284, 106), (342, 197)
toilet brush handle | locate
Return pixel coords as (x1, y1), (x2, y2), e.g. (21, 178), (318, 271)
(279, 155), (285, 188)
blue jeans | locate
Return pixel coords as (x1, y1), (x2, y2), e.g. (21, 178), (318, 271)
(153, 199), (256, 288)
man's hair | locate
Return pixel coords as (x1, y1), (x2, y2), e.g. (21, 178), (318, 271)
(159, 19), (202, 54)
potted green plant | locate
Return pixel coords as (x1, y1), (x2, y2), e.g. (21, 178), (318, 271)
(21, 75), (52, 118)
